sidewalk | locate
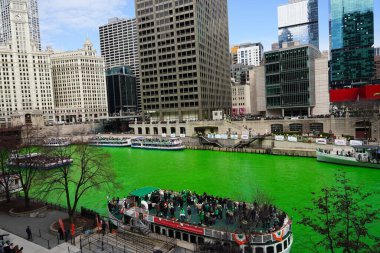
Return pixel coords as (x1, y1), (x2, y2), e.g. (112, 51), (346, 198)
(0, 209), (80, 252)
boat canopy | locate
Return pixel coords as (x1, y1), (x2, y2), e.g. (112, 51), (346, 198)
(129, 186), (159, 197)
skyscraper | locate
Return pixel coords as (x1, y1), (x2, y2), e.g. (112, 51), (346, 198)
(135, 0), (231, 121)
(0, 0), (54, 126)
(329, 0), (374, 87)
(0, 0), (41, 49)
(99, 18), (140, 111)
(278, 0), (319, 49)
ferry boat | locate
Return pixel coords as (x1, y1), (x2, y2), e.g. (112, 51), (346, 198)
(316, 145), (380, 169)
(107, 187), (293, 253)
(131, 137), (185, 151)
(43, 137), (71, 147)
(88, 136), (131, 147)
(8, 153), (73, 170)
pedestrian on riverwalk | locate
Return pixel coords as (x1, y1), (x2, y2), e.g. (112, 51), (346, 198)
(58, 227), (64, 240)
(26, 226), (32, 240)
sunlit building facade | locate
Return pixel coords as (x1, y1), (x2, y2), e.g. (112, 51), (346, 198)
(278, 0), (319, 49)
(0, 0), (41, 49)
(135, 0), (231, 121)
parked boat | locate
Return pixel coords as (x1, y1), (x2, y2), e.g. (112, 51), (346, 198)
(43, 137), (71, 147)
(88, 136), (131, 147)
(316, 145), (380, 169)
(131, 137), (185, 151)
(107, 187), (293, 253)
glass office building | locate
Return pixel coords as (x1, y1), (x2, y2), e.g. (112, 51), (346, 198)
(106, 66), (138, 115)
(278, 0), (319, 49)
(330, 0), (374, 87)
(265, 44), (321, 116)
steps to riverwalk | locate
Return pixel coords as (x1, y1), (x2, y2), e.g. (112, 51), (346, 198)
(199, 136), (223, 148)
(79, 231), (174, 253)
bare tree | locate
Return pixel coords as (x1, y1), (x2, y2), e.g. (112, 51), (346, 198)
(10, 126), (44, 208)
(295, 172), (380, 252)
(38, 142), (115, 222)
(0, 127), (22, 202)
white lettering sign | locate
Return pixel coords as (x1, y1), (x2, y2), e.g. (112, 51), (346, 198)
(316, 138), (327, 145)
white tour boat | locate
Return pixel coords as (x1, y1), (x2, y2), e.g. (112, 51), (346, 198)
(131, 137), (185, 151)
(88, 136), (131, 147)
(316, 145), (380, 169)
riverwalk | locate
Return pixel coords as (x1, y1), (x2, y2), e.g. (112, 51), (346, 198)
(0, 208), (83, 253)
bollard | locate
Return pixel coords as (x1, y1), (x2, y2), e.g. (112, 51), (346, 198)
(57, 234), (59, 244)
(39, 229), (41, 237)
(48, 239), (50, 249)
(101, 236), (104, 251)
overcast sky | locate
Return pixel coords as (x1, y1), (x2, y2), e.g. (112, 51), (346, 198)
(38, 0), (380, 53)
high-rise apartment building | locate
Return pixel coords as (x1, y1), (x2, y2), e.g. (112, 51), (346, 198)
(106, 66), (138, 116)
(329, 0), (374, 87)
(0, 0), (54, 126)
(278, 0), (319, 49)
(0, 0), (41, 49)
(99, 18), (141, 110)
(135, 0), (231, 121)
(237, 43), (263, 66)
(50, 39), (108, 123)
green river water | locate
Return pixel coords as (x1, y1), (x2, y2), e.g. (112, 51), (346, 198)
(49, 148), (380, 252)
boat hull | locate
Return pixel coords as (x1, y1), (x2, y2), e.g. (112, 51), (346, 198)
(316, 151), (380, 169)
(89, 143), (131, 147)
(131, 145), (185, 151)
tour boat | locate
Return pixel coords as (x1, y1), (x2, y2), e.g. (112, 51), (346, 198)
(43, 137), (71, 147)
(8, 153), (73, 170)
(107, 187), (293, 253)
(131, 137), (185, 151)
(88, 136), (131, 147)
(316, 145), (380, 169)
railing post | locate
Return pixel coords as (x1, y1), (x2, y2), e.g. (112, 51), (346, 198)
(57, 234), (59, 244)
(47, 239), (50, 249)
(39, 229), (41, 237)
(101, 236), (104, 251)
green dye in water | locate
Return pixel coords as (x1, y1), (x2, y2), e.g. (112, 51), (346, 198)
(39, 148), (380, 252)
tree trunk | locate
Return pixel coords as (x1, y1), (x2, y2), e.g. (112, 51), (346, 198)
(5, 187), (11, 202)
(24, 191), (30, 208)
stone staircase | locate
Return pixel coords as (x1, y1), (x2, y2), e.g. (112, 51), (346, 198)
(79, 231), (175, 253)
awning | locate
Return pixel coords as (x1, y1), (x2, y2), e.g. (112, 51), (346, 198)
(129, 186), (159, 197)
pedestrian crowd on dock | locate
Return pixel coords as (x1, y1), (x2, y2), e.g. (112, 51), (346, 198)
(109, 189), (287, 233)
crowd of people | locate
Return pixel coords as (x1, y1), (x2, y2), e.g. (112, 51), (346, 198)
(109, 189), (287, 234)
(0, 239), (23, 253)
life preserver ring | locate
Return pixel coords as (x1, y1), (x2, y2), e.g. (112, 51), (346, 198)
(233, 233), (248, 245)
(272, 230), (284, 242)
(141, 200), (149, 210)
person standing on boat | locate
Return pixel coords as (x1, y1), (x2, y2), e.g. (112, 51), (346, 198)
(180, 208), (186, 222)
(187, 205), (192, 222)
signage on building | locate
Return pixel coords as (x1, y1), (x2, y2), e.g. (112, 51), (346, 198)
(316, 138), (327, 145)
(170, 134), (176, 138)
(207, 134), (215, 139)
(275, 135), (285, 141)
(241, 134), (249, 140)
(334, 139), (347, 146)
(180, 134), (186, 138)
(288, 136), (298, 142)
(231, 134), (238, 140)
(162, 134), (167, 138)
(220, 134), (228, 140)
(350, 140), (363, 146)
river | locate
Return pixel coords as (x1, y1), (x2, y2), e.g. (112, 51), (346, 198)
(59, 148), (380, 252)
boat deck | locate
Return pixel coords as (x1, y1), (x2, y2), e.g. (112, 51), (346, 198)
(112, 203), (280, 234)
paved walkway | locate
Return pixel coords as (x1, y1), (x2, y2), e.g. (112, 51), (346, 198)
(0, 209), (81, 253)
